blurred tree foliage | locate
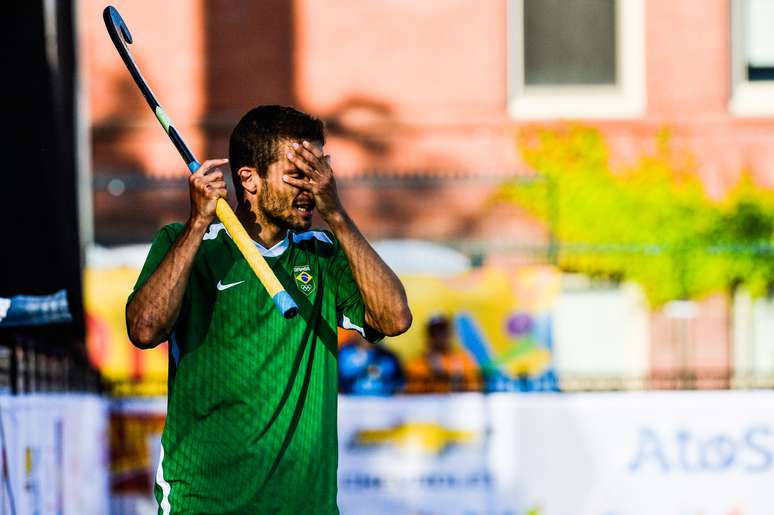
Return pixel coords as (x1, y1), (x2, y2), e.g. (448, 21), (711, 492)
(495, 124), (774, 306)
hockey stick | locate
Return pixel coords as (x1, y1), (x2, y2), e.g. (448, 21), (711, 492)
(103, 5), (298, 319)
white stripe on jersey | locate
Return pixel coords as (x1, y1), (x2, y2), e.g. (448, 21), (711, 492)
(339, 314), (366, 338)
(156, 443), (172, 514)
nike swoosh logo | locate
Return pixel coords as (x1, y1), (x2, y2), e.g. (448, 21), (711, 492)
(217, 280), (245, 291)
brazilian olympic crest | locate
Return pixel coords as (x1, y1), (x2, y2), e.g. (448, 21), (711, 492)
(293, 265), (316, 296)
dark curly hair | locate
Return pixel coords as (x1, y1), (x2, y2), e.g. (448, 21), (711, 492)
(228, 105), (325, 204)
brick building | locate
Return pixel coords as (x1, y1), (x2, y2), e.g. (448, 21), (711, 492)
(79, 0), (774, 387)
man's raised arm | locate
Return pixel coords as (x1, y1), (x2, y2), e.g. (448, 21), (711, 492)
(126, 159), (228, 348)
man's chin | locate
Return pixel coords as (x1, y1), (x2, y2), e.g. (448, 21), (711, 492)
(264, 210), (312, 233)
(284, 217), (312, 232)
(295, 220), (312, 232)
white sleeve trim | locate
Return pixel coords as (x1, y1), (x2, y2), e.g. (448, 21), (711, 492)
(339, 313), (366, 338)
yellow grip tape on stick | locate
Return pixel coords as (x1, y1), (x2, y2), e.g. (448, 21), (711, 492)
(215, 199), (298, 318)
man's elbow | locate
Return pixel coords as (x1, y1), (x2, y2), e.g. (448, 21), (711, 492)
(382, 308), (413, 337)
(126, 319), (165, 350)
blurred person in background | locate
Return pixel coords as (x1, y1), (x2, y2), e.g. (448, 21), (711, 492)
(338, 333), (405, 395)
(405, 314), (480, 393)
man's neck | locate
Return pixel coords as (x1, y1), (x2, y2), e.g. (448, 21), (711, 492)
(236, 204), (288, 249)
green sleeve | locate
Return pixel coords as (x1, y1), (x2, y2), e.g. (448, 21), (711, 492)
(331, 244), (383, 343)
(126, 223), (186, 306)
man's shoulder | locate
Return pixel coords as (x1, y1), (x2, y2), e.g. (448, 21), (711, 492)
(200, 222), (231, 243)
(154, 222), (232, 249)
(157, 222), (186, 239)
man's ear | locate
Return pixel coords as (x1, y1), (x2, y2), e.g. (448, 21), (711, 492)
(238, 167), (258, 195)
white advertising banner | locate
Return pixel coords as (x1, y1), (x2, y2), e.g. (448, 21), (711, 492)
(338, 392), (774, 515)
(0, 394), (109, 515)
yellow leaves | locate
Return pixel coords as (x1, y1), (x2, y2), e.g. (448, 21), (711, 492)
(497, 124), (774, 306)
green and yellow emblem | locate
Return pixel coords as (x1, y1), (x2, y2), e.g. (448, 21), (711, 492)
(294, 269), (316, 296)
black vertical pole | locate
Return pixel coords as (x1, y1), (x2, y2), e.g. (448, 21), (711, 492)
(0, 2), (83, 327)
(0, 2), (90, 381)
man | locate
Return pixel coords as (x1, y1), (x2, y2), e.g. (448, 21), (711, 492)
(126, 105), (411, 514)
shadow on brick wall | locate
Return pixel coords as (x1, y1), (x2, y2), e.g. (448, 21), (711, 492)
(202, 0), (297, 159)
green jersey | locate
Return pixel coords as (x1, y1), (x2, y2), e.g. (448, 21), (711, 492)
(129, 222), (379, 514)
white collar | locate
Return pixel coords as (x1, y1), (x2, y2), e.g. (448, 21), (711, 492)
(203, 223), (289, 257)
(253, 230), (290, 257)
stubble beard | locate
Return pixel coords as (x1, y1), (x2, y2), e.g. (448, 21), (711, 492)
(258, 185), (310, 232)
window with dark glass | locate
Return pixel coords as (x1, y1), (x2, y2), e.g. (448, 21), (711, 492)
(742, 0), (774, 81)
(523, 0), (617, 87)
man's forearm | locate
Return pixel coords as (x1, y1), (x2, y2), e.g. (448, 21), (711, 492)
(126, 219), (209, 348)
(326, 210), (412, 336)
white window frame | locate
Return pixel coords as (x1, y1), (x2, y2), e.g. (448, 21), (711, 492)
(507, 0), (645, 119)
(729, 0), (774, 116)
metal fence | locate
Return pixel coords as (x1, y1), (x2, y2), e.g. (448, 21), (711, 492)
(90, 171), (774, 397)
(0, 327), (101, 394)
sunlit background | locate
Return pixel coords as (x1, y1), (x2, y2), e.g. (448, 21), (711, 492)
(5, 0), (774, 513)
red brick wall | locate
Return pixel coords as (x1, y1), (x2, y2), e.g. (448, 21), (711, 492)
(646, 0), (730, 118)
(84, 0), (774, 200)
